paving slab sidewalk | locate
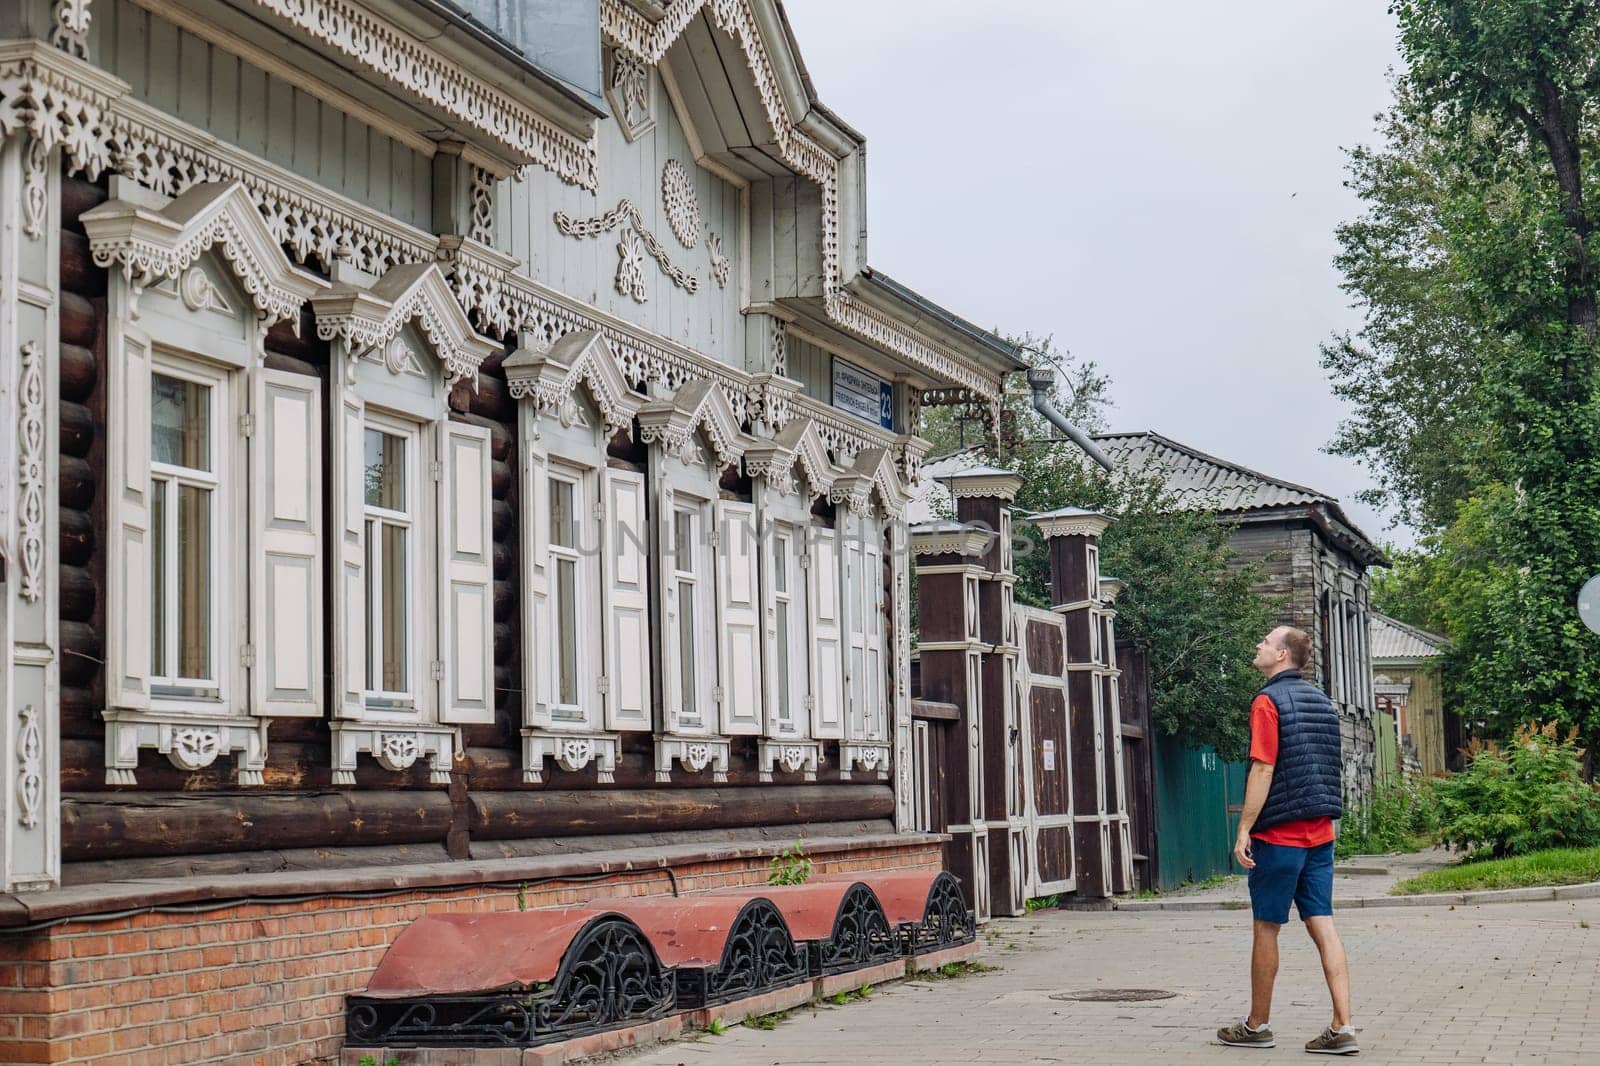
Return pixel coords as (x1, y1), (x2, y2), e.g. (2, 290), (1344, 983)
(1118, 848), (1456, 911)
(609, 896), (1600, 1065)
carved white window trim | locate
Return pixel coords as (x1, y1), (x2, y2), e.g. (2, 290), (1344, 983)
(16, 341), (45, 603)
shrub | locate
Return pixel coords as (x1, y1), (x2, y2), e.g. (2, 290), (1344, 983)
(1434, 722), (1600, 858)
(768, 838), (813, 885)
(1336, 778), (1440, 858)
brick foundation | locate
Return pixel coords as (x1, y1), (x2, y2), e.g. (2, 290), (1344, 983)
(0, 838), (941, 1065)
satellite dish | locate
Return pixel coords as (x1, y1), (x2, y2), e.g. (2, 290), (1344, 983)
(1580, 575), (1600, 636)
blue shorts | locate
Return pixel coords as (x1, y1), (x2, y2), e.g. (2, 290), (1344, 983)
(1247, 839), (1334, 924)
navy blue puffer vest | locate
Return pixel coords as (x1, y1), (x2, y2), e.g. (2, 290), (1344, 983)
(1254, 670), (1343, 831)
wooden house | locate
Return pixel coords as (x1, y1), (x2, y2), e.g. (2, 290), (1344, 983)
(1093, 431), (1389, 799)
(0, 2), (1022, 1061)
(1370, 611), (1449, 777)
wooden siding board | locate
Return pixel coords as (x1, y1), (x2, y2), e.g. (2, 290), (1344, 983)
(97, 1), (432, 229)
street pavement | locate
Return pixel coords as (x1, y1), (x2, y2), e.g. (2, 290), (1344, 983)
(612, 896), (1600, 1065)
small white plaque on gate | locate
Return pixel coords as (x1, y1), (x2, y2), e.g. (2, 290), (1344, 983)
(1043, 739), (1056, 771)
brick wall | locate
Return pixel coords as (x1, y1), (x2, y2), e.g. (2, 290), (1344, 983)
(0, 841), (941, 1066)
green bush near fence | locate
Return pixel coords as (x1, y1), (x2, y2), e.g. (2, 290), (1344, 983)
(1336, 778), (1441, 859)
(1434, 723), (1600, 858)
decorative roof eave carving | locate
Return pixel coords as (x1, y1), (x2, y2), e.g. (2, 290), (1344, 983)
(909, 520), (992, 558)
(312, 262), (499, 384)
(944, 464), (1024, 503)
(241, 0), (599, 186)
(79, 181), (327, 329)
(504, 328), (643, 435)
(637, 378), (746, 468)
(745, 417), (836, 499)
(602, 0), (1003, 401)
(1027, 507), (1112, 540)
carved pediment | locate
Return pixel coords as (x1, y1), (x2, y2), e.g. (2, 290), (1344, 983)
(79, 181), (326, 328)
(504, 329), (643, 435)
(637, 378), (746, 468)
(831, 446), (905, 518)
(745, 417), (837, 499)
(312, 262), (499, 384)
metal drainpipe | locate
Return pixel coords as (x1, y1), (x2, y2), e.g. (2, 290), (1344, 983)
(1025, 367), (1115, 472)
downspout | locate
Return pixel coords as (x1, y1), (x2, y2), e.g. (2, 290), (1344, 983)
(1025, 368), (1114, 472)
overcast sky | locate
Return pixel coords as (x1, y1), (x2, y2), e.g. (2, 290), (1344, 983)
(783, 1), (1408, 547)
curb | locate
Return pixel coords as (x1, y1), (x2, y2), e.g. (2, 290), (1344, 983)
(1112, 879), (1600, 912)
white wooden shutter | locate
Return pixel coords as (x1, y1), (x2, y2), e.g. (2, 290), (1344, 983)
(107, 321), (153, 711)
(808, 525), (845, 739)
(716, 499), (762, 735)
(522, 439), (552, 728)
(603, 468), (651, 731)
(251, 370), (323, 717)
(438, 420), (495, 724)
(334, 389), (366, 719)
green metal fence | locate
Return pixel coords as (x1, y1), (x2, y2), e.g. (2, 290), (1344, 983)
(1152, 733), (1247, 890)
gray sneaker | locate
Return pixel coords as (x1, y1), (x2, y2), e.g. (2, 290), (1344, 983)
(1305, 1027), (1359, 1054)
(1217, 1019), (1275, 1048)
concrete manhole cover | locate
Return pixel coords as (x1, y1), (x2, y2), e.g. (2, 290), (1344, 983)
(1050, 989), (1177, 1003)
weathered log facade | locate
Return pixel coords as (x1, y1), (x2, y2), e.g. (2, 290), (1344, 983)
(0, 1), (1024, 908)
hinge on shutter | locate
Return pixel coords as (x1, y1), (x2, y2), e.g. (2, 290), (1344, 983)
(241, 644), (255, 668)
(799, 552), (810, 569)
(431, 461), (444, 483)
(596, 675), (610, 695)
(709, 528), (721, 548)
(592, 502), (606, 522)
(804, 694), (816, 711)
(430, 660), (445, 681)
(238, 413), (254, 438)
(712, 686), (724, 705)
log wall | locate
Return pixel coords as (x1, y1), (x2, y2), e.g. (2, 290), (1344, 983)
(54, 173), (886, 882)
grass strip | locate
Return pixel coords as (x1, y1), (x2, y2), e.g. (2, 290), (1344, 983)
(1390, 845), (1600, 895)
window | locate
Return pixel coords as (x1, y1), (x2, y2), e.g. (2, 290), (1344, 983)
(149, 365), (224, 699)
(772, 528), (796, 728)
(548, 468), (594, 720)
(673, 504), (702, 727)
(363, 421), (418, 707)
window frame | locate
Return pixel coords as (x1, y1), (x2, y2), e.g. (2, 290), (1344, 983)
(546, 458), (600, 727)
(147, 349), (240, 714)
(360, 408), (427, 712)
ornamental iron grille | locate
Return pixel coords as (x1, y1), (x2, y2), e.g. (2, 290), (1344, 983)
(901, 872), (978, 956)
(674, 899), (808, 1008)
(344, 915), (675, 1048)
(810, 883), (900, 976)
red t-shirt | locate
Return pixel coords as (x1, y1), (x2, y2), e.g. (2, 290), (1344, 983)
(1248, 692), (1336, 848)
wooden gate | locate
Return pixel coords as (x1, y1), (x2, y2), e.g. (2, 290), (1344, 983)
(1016, 605), (1076, 897)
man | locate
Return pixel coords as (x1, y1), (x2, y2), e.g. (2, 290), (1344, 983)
(1216, 626), (1357, 1055)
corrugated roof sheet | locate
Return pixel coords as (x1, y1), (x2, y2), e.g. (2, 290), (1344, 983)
(1092, 432), (1330, 513)
(1370, 611), (1447, 661)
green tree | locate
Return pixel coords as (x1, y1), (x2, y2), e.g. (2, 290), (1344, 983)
(947, 353), (1277, 758)
(1327, 2), (1600, 745)
(1321, 85), (1497, 532)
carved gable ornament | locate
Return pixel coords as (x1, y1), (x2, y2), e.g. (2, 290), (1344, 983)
(831, 446), (906, 518)
(637, 378), (746, 468)
(79, 181), (327, 328)
(504, 328), (642, 435)
(605, 47), (657, 143)
(744, 417), (836, 499)
(312, 262), (499, 385)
